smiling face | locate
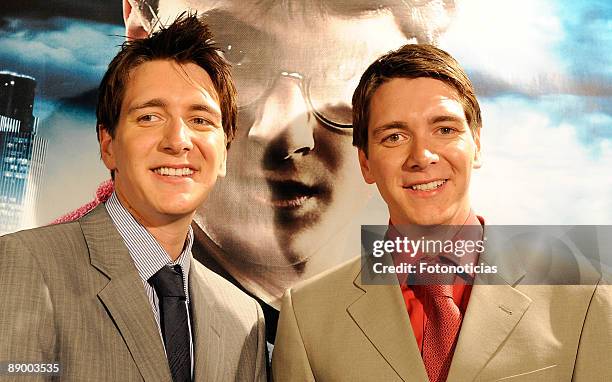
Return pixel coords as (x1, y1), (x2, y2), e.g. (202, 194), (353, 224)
(99, 59), (227, 226)
(359, 77), (481, 226)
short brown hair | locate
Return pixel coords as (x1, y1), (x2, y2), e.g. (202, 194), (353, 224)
(96, 13), (237, 148)
(352, 44), (481, 155)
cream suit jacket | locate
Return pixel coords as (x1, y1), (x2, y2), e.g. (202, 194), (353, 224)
(272, 255), (611, 381)
(0, 205), (266, 381)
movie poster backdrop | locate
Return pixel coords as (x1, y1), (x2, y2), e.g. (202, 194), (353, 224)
(1, 1), (610, 317)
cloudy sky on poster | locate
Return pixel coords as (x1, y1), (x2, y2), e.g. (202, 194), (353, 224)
(438, 0), (611, 224)
(0, 0), (610, 224)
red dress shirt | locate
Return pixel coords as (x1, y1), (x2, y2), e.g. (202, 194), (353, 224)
(389, 212), (484, 352)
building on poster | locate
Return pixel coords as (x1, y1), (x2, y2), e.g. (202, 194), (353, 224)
(0, 71), (46, 234)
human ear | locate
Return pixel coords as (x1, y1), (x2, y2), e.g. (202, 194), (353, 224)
(99, 126), (117, 171)
(472, 127), (482, 169)
(217, 145), (227, 177)
(358, 149), (376, 184)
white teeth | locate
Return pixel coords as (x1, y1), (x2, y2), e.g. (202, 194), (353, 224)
(410, 179), (446, 191)
(154, 167), (194, 177)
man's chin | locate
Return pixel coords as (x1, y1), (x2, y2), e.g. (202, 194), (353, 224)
(200, 218), (317, 267)
(396, 206), (470, 227)
(393, 209), (447, 227)
(156, 195), (206, 215)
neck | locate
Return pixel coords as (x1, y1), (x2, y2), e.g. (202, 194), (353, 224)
(194, 221), (356, 310)
(146, 222), (192, 261)
(391, 204), (474, 228)
(115, 192), (193, 261)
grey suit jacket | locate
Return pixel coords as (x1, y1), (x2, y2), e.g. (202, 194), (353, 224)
(272, 256), (611, 381)
(0, 205), (266, 381)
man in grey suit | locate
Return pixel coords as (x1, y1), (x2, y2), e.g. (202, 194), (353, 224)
(0, 14), (266, 382)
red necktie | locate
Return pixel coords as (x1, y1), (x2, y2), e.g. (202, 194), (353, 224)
(417, 284), (462, 382)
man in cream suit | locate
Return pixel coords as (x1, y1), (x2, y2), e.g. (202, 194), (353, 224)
(272, 44), (611, 381)
(0, 15), (265, 381)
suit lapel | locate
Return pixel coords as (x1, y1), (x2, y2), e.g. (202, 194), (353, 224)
(81, 205), (172, 382)
(349, 225), (534, 381)
(189, 260), (223, 382)
(347, 268), (429, 381)
(447, 260), (532, 382)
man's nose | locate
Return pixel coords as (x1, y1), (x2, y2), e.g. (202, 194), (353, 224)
(248, 74), (315, 159)
(161, 118), (193, 154)
(405, 136), (439, 170)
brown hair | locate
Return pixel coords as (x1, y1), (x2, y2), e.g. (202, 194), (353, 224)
(352, 44), (481, 155)
(96, 12), (237, 148)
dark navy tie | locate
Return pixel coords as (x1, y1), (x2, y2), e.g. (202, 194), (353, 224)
(149, 265), (191, 382)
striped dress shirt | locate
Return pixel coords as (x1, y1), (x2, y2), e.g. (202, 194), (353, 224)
(105, 191), (194, 377)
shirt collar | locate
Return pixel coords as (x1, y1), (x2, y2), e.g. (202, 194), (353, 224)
(105, 191), (193, 301)
(388, 210), (484, 286)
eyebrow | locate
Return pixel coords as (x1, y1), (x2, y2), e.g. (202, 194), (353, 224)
(371, 121), (408, 136)
(428, 114), (465, 125)
(127, 99), (222, 120)
(188, 104), (222, 120)
(127, 99), (167, 114)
